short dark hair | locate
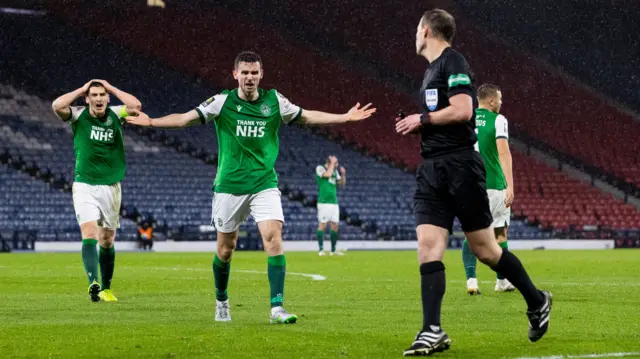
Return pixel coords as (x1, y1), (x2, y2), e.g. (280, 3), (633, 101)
(86, 81), (106, 96)
(477, 84), (501, 101)
(234, 51), (262, 69)
(420, 9), (456, 43)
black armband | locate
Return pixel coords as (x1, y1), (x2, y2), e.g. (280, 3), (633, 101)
(420, 114), (431, 126)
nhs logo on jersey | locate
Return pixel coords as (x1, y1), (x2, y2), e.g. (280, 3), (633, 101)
(425, 89), (438, 111)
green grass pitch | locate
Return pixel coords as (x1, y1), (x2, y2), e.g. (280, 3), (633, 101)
(1, 249), (640, 358)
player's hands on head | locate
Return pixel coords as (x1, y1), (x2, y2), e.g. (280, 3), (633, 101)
(81, 79), (110, 92)
(505, 187), (514, 208)
(125, 110), (152, 127)
(395, 113), (422, 135)
(346, 102), (376, 121)
(328, 156), (338, 165)
(340, 166), (346, 175)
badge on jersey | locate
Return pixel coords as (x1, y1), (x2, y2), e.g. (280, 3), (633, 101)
(104, 118), (113, 127)
(260, 103), (271, 116)
(425, 89), (438, 111)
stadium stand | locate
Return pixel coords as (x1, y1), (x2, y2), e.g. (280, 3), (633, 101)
(212, 0), (640, 195)
(1, 6), (638, 242)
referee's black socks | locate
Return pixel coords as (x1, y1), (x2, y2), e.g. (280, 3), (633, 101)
(491, 249), (544, 311)
(420, 261), (446, 332)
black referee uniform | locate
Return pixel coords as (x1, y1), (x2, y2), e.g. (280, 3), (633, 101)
(414, 47), (492, 233)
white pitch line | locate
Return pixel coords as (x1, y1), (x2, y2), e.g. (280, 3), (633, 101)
(139, 266), (327, 281)
(509, 352), (640, 359)
(449, 279), (640, 287)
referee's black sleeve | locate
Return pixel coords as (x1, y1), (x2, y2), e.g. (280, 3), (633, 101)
(444, 52), (474, 99)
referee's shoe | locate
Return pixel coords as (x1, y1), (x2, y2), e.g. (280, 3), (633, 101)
(403, 327), (451, 356)
(527, 290), (553, 342)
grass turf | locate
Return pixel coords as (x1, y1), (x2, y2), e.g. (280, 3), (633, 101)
(1, 249), (640, 358)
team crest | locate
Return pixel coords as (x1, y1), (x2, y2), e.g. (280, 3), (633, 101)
(425, 89), (438, 111)
(260, 103), (271, 116)
(104, 118), (113, 126)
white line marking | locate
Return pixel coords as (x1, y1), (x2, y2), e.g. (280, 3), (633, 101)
(234, 269), (326, 281)
(509, 352), (640, 359)
(449, 280), (640, 287)
(133, 266), (327, 281)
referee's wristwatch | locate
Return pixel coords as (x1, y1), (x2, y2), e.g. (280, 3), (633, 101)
(420, 113), (431, 126)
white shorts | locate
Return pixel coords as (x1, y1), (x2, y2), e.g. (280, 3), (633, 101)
(317, 203), (340, 224)
(72, 182), (122, 229)
(211, 188), (285, 233)
(488, 189), (510, 228)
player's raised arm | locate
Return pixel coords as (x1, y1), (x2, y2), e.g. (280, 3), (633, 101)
(100, 80), (142, 111)
(316, 157), (337, 178)
(51, 80), (93, 121)
(298, 103), (376, 125)
(126, 110), (201, 129)
(338, 166), (346, 187)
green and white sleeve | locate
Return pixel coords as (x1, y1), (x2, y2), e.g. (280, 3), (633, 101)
(195, 94), (228, 123)
(276, 91), (302, 124)
(496, 115), (509, 140)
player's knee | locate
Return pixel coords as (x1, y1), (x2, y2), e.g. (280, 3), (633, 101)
(98, 230), (116, 247)
(317, 222), (327, 231)
(218, 243), (235, 260)
(330, 222), (339, 231)
(80, 222), (99, 240)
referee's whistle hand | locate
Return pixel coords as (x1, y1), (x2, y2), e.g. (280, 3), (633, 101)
(395, 114), (421, 135)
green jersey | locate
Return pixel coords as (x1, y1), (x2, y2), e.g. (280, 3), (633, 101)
(315, 165), (342, 204)
(67, 105), (128, 185)
(474, 108), (509, 190)
(195, 88), (302, 194)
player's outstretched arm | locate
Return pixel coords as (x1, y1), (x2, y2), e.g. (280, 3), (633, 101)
(298, 103), (376, 126)
(125, 110), (201, 129)
(51, 80), (93, 121)
(99, 80), (142, 111)
(338, 166), (346, 187)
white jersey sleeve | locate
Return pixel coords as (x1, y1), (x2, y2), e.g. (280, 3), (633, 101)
(276, 91), (302, 124)
(336, 170), (342, 181)
(196, 94), (228, 123)
(67, 106), (86, 123)
(315, 165), (326, 177)
(495, 115), (509, 139)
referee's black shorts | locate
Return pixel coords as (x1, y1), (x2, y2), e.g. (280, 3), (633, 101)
(414, 149), (493, 233)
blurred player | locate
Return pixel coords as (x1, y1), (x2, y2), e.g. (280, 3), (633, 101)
(126, 51), (375, 324)
(315, 155), (346, 256)
(52, 80), (141, 302)
(395, 10), (551, 356)
(463, 84), (516, 294)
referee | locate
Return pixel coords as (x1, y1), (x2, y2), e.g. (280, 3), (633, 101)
(395, 9), (552, 356)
